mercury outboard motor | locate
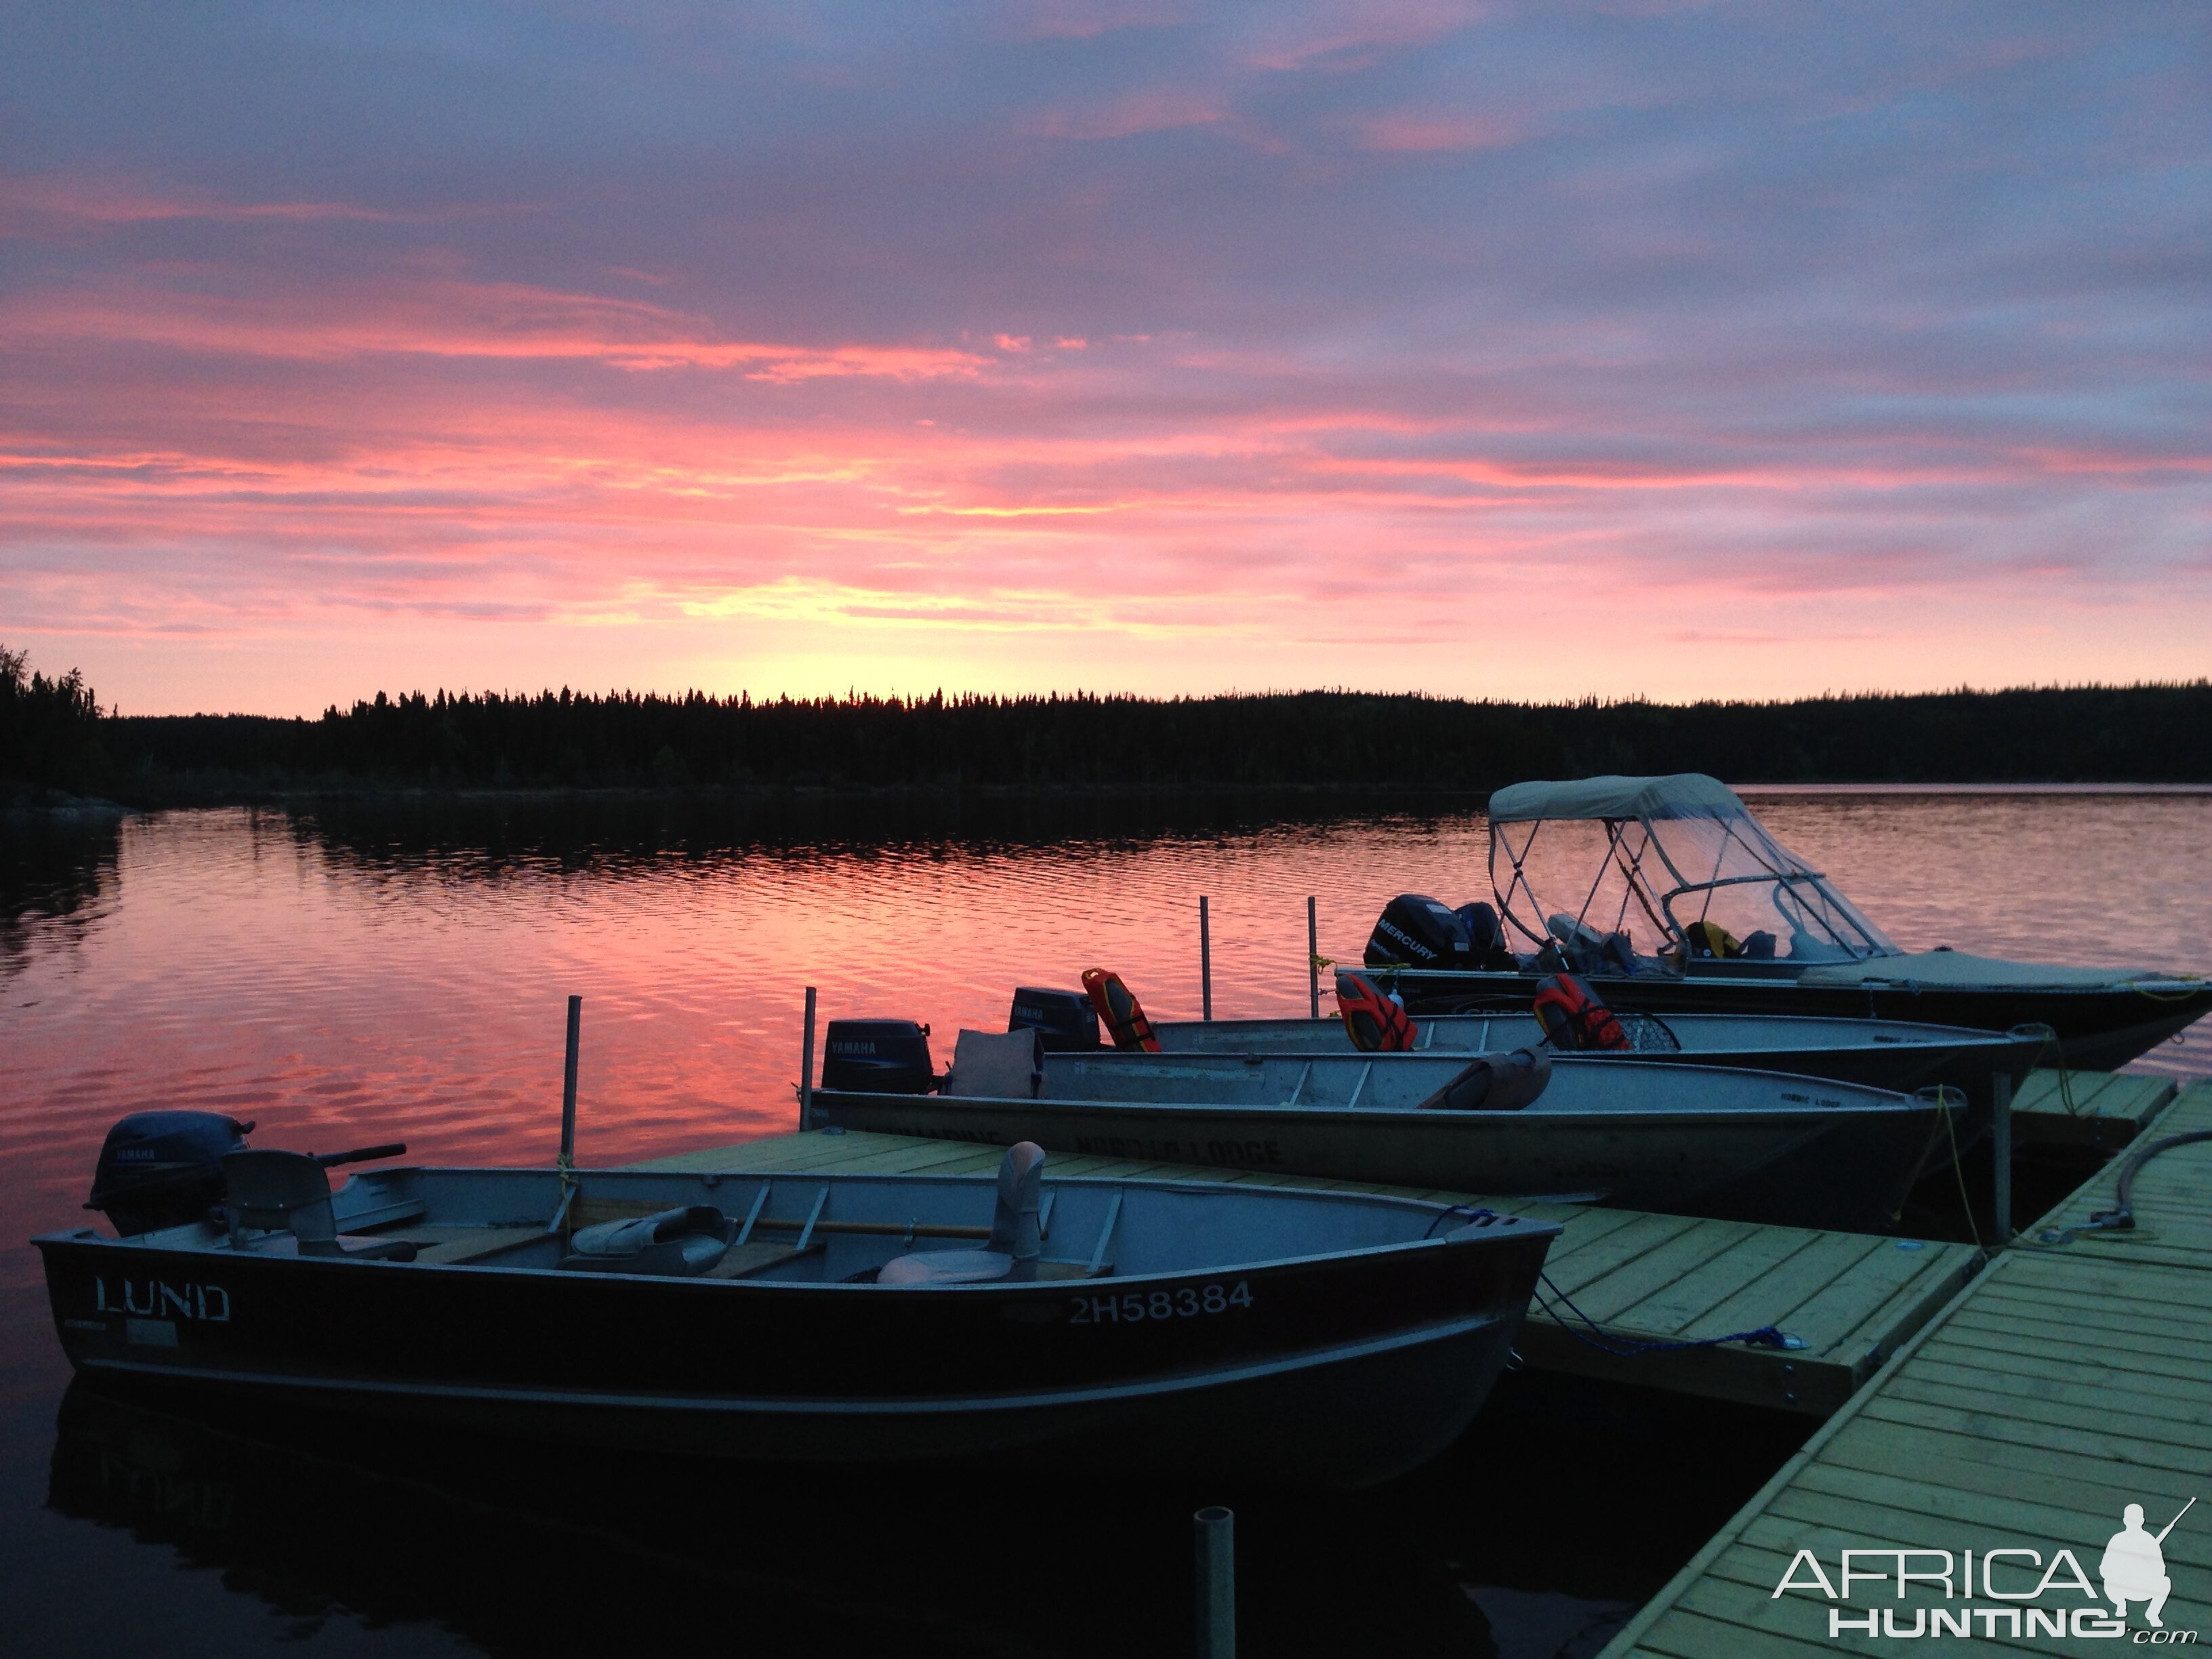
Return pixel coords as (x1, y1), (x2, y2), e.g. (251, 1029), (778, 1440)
(820, 1019), (939, 1094)
(1006, 987), (1101, 1052)
(1366, 894), (1473, 969)
(87, 1111), (255, 1236)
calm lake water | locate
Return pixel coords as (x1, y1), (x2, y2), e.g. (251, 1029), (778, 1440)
(5, 790), (2208, 1657)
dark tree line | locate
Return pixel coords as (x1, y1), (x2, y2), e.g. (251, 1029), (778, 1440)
(0, 644), (110, 797)
(7, 644), (2212, 802)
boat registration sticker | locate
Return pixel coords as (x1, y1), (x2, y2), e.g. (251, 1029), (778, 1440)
(1069, 1282), (1252, 1324)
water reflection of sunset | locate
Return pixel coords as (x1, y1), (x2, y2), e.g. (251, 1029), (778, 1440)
(8, 796), (2207, 1222)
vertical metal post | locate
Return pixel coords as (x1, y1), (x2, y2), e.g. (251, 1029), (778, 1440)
(1990, 1071), (2013, 1246)
(559, 995), (581, 1166)
(1307, 896), (1320, 1021)
(1194, 1505), (1234, 1659)
(800, 986), (818, 1131)
(1199, 897), (1212, 1021)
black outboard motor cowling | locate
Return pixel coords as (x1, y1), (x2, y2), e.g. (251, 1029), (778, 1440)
(820, 1019), (938, 1094)
(1007, 987), (1101, 1052)
(1366, 894), (1472, 970)
(87, 1111), (254, 1235)
(1456, 901), (1519, 970)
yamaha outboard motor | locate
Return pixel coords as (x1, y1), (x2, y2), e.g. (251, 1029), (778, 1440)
(1366, 894), (1473, 970)
(87, 1111), (254, 1235)
(819, 1019), (939, 1094)
(1006, 987), (1101, 1052)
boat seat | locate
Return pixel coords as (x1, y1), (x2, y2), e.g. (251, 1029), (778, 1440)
(1414, 1048), (1552, 1113)
(560, 1205), (731, 1275)
(221, 1150), (419, 1261)
(943, 1028), (1045, 1099)
(880, 1142), (1044, 1286)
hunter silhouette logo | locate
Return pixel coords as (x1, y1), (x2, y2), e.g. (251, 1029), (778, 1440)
(2104, 1498), (2193, 1629)
(1771, 1494), (2200, 1641)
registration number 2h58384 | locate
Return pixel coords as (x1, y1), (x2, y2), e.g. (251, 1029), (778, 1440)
(1069, 1282), (1252, 1325)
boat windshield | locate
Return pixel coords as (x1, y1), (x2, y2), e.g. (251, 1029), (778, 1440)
(1486, 777), (1898, 966)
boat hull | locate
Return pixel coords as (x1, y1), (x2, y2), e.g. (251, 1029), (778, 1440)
(35, 1207), (1548, 1491)
(1377, 970), (2212, 1071)
(811, 1088), (1939, 1233)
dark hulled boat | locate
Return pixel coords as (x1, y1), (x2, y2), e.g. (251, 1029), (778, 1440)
(1364, 774), (2210, 1069)
(38, 1122), (1557, 1490)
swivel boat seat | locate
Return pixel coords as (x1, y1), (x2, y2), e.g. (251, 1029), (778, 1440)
(878, 1141), (1045, 1286)
(220, 1149), (418, 1261)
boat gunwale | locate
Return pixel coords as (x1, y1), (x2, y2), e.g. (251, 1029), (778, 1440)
(812, 1082), (1941, 1125)
(33, 1165), (1561, 1288)
(1372, 964), (2211, 994)
(1153, 1015), (2037, 1056)
(945, 1054), (1938, 1117)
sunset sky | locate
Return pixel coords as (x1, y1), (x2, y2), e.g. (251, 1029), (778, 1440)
(5, 2), (2208, 715)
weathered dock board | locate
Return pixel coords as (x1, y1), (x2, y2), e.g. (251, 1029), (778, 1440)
(634, 1128), (1978, 1416)
(1599, 1079), (2212, 1658)
(2010, 1067), (2177, 1153)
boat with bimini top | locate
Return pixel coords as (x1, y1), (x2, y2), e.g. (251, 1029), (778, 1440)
(1355, 773), (2211, 1069)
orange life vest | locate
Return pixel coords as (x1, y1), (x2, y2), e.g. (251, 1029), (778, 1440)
(1334, 968), (1417, 1052)
(1081, 968), (1160, 1052)
(1531, 972), (1631, 1050)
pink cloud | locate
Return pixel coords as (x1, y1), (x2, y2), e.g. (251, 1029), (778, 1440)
(0, 173), (480, 229)
(1023, 87), (1227, 140)
(1353, 112), (1519, 152)
(1, 276), (989, 381)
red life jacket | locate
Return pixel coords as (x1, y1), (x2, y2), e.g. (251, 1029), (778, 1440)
(1081, 968), (1160, 1052)
(1334, 969), (1417, 1052)
(1531, 972), (1631, 1050)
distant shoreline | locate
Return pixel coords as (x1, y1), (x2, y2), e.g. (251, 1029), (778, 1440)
(13, 682), (2212, 808)
(12, 776), (2212, 820)
(1732, 781), (2212, 796)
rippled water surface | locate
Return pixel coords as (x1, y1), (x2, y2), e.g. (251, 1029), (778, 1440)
(4, 790), (2208, 1656)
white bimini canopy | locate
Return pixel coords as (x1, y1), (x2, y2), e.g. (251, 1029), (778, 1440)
(1486, 773), (1748, 825)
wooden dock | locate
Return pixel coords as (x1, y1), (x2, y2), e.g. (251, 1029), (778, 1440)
(636, 1128), (1978, 1416)
(1599, 1078), (2212, 1657)
(2009, 1067), (2179, 1153)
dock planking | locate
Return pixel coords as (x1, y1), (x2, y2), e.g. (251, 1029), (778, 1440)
(2009, 1066), (2177, 1153)
(1599, 1079), (2212, 1658)
(634, 1126), (1978, 1416)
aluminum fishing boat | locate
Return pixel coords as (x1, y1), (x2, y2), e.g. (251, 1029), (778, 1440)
(1149, 1010), (2044, 1106)
(1361, 774), (2210, 1068)
(38, 1116), (1557, 1490)
(812, 1036), (1944, 1232)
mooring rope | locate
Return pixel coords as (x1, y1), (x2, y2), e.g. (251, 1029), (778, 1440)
(1532, 1271), (1804, 1357)
(1428, 1207), (1807, 1355)
(1930, 1086), (1984, 1255)
(2013, 1023), (2079, 1117)
(1423, 1202), (1497, 1237)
